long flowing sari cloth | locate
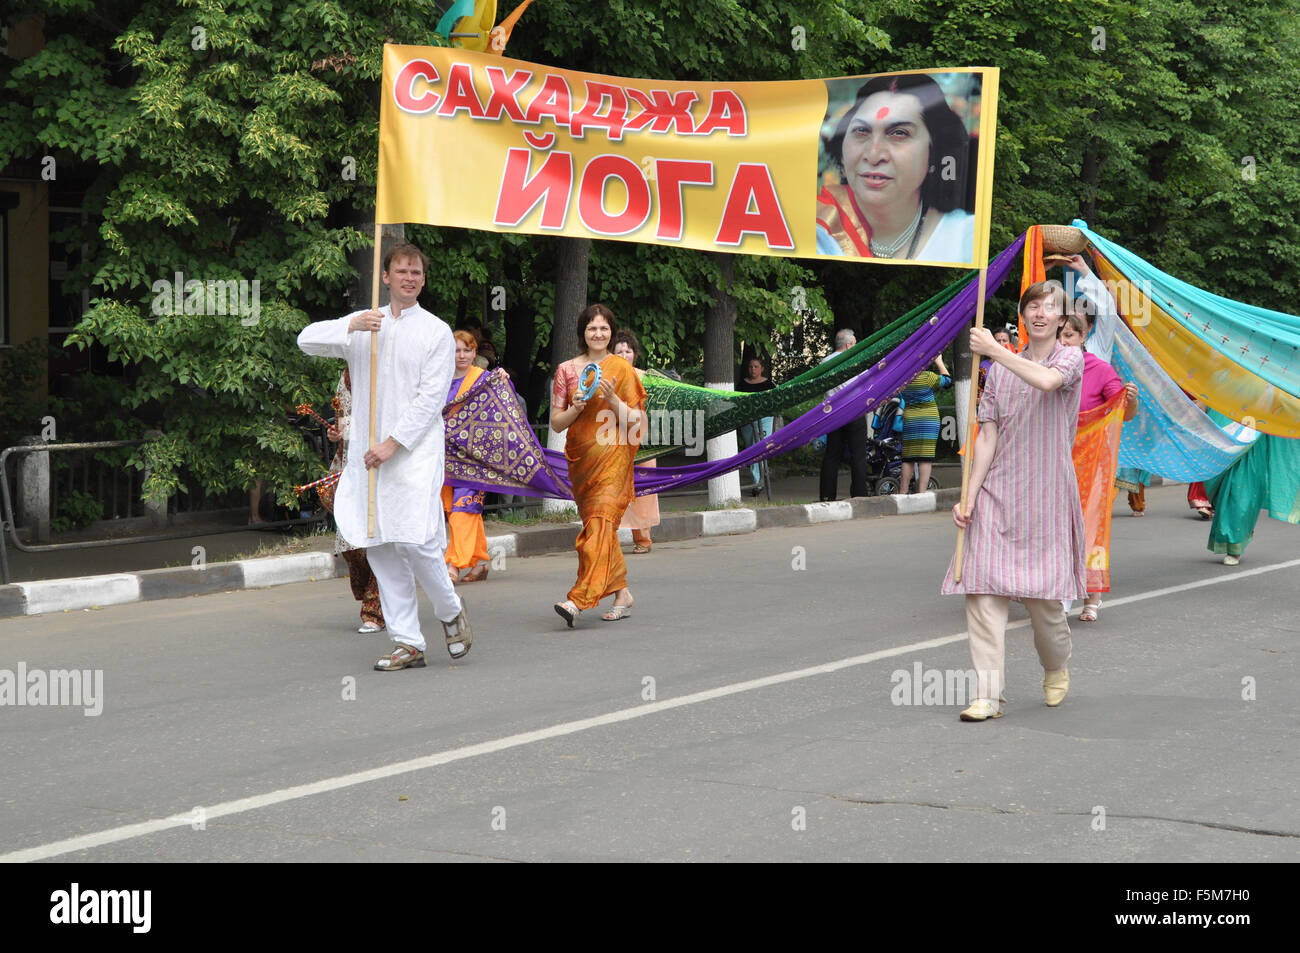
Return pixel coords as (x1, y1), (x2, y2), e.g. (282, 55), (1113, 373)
(640, 275), (970, 444)
(442, 366), (490, 571)
(1110, 313), (1257, 480)
(1022, 224), (1255, 484)
(564, 354), (646, 609)
(1074, 391), (1126, 593)
(1084, 228), (1300, 437)
(441, 234), (1026, 498)
(1202, 417), (1300, 557)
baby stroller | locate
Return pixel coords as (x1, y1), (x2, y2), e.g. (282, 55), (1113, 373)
(866, 398), (904, 495)
(866, 397), (940, 495)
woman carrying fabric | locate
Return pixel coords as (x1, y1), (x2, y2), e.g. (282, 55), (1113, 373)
(322, 369), (386, 633)
(1203, 422), (1300, 566)
(551, 305), (647, 625)
(943, 280), (1086, 722)
(737, 356), (776, 493)
(441, 330), (491, 584)
(899, 356), (951, 494)
(1058, 308), (1138, 622)
(612, 329), (660, 555)
(817, 74), (976, 262)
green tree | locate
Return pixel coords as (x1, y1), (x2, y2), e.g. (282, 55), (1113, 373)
(0, 0), (449, 504)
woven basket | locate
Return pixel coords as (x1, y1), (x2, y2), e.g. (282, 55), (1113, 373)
(1040, 224), (1087, 254)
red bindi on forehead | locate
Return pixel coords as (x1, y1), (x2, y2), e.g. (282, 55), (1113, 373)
(876, 106), (890, 121)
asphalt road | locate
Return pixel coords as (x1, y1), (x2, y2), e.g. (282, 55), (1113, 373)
(1, 484), (1297, 863)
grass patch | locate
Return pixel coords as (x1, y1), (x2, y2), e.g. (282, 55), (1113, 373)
(487, 507), (579, 527)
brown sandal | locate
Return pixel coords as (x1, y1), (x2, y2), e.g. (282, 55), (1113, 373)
(462, 563), (490, 582)
(443, 602), (472, 659)
(374, 643), (425, 671)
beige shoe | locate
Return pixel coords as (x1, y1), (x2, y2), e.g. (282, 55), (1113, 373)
(1043, 667), (1070, 707)
(960, 699), (1004, 722)
(1223, 555), (1240, 566)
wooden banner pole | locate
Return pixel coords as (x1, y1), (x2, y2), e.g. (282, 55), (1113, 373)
(953, 264), (990, 583)
(367, 222), (382, 538)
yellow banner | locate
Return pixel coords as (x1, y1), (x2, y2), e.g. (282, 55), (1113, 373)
(378, 47), (998, 268)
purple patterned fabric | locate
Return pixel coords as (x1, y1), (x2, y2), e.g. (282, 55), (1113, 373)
(443, 373), (570, 498)
(444, 234), (1025, 499)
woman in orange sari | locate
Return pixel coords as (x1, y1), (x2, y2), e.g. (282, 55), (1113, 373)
(442, 330), (491, 584)
(551, 304), (647, 625)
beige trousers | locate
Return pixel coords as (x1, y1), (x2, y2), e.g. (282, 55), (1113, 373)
(965, 595), (1072, 703)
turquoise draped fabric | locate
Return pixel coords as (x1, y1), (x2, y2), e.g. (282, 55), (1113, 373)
(1082, 226), (1300, 400)
(1111, 314), (1257, 480)
(1203, 409), (1300, 555)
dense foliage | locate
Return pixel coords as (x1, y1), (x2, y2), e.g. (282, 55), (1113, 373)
(2, 0), (1296, 505)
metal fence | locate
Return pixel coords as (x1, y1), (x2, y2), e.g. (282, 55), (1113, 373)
(0, 439), (325, 585)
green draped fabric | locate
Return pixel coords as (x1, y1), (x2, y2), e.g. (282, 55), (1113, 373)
(1204, 430), (1300, 557)
(639, 273), (973, 450)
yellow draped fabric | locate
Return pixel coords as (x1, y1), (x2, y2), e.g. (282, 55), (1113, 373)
(442, 366), (489, 571)
(564, 354), (647, 609)
(1092, 253), (1300, 438)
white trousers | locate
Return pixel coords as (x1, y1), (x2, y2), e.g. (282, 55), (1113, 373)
(366, 536), (463, 653)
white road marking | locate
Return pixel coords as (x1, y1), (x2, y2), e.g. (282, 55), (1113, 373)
(4, 556), (1297, 863)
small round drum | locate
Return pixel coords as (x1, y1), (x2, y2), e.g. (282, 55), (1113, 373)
(577, 362), (602, 401)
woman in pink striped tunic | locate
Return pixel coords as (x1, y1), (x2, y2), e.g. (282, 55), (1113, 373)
(942, 280), (1086, 721)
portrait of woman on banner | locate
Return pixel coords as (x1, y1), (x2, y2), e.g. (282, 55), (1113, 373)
(815, 72), (978, 265)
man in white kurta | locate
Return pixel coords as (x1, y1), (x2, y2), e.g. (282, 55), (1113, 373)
(297, 245), (469, 669)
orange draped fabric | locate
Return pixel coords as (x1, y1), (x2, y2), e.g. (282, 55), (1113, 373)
(442, 366), (489, 571)
(816, 185), (874, 258)
(560, 354), (647, 609)
(1017, 224), (1046, 349)
(1074, 390), (1126, 593)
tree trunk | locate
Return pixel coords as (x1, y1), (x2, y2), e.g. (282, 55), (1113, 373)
(550, 237), (590, 369)
(347, 221), (405, 312)
(704, 252), (741, 505)
(543, 236), (591, 514)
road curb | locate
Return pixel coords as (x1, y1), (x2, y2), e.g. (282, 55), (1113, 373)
(0, 481), (1109, 618)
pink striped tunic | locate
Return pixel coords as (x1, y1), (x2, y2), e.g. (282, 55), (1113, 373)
(942, 344), (1087, 601)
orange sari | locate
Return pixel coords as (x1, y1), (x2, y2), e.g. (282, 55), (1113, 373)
(816, 184), (874, 257)
(1073, 391), (1127, 593)
(555, 354), (647, 609)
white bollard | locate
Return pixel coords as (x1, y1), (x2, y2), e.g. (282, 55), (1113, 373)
(542, 425), (577, 516)
(705, 382), (741, 507)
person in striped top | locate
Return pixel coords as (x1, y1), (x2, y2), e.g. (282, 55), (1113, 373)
(941, 280), (1086, 721)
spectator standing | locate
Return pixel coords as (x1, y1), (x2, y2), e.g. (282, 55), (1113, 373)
(737, 356), (776, 493)
(818, 329), (870, 501)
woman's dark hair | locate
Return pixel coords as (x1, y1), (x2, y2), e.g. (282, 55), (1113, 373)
(823, 74), (970, 213)
(612, 328), (643, 367)
(1059, 310), (1089, 351)
(576, 303), (618, 354)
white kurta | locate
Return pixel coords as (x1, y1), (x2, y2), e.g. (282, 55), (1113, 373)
(298, 303), (455, 549)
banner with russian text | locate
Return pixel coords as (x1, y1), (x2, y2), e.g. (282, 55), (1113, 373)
(378, 46), (998, 268)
